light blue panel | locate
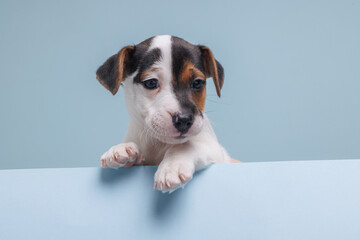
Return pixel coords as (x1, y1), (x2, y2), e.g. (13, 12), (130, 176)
(1, 160), (360, 239)
(0, 0), (360, 169)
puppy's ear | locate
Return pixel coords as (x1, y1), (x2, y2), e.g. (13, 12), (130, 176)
(199, 46), (224, 97)
(96, 46), (135, 95)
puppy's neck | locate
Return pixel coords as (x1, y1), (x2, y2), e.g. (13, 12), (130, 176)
(125, 116), (170, 164)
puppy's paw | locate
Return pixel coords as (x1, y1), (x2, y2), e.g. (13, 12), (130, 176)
(100, 142), (142, 169)
(154, 162), (194, 193)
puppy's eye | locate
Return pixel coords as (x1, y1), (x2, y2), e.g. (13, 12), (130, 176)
(190, 79), (205, 91)
(143, 78), (159, 90)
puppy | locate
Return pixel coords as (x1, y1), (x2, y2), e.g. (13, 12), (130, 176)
(97, 35), (235, 193)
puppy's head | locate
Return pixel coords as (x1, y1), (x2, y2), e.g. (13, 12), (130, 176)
(96, 35), (224, 144)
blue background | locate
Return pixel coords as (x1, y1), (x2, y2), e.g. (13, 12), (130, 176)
(0, 0), (359, 169)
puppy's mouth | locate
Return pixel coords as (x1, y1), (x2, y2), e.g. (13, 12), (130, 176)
(148, 113), (202, 144)
(175, 134), (187, 139)
(150, 130), (190, 144)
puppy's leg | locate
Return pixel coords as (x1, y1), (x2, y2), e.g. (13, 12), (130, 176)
(154, 140), (226, 193)
(154, 152), (195, 193)
(100, 142), (144, 169)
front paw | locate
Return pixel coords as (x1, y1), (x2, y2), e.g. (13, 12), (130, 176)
(100, 142), (142, 169)
(154, 162), (194, 193)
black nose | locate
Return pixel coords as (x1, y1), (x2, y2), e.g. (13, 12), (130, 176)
(172, 113), (193, 133)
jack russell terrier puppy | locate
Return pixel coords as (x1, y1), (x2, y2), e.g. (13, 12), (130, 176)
(97, 35), (237, 193)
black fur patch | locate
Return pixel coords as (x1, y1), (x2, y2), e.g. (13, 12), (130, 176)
(133, 48), (162, 84)
(96, 53), (120, 92)
(171, 36), (204, 78)
(127, 37), (154, 75)
(171, 36), (205, 115)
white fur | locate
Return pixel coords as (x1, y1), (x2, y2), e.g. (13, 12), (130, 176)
(101, 35), (231, 193)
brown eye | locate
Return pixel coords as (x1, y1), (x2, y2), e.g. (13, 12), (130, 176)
(143, 78), (159, 89)
(191, 79), (205, 91)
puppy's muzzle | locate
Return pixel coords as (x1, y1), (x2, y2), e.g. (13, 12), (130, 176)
(172, 113), (193, 134)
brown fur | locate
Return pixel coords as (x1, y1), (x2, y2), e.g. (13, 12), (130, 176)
(199, 46), (222, 97)
(115, 46), (135, 94)
(180, 61), (205, 84)
(96, 46), (134, 95)
(179, 61), (207, 112)
(192, 87), (206, 112)
(140, 67), (159, 80)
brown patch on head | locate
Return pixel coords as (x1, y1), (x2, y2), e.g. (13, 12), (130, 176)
(180, 61), (205, 84)
(178, 61), (207, 112)
(140, 67), (159, 80)
(192, 85), (206, 112)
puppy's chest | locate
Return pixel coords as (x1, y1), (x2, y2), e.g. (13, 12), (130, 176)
(139, 141), (170, 165)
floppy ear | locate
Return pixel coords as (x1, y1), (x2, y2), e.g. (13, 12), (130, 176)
(199, 46), (224, 97)
(96, 46), (134, 95)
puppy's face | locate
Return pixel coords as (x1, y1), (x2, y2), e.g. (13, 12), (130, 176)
(97, 35), (224, 144)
